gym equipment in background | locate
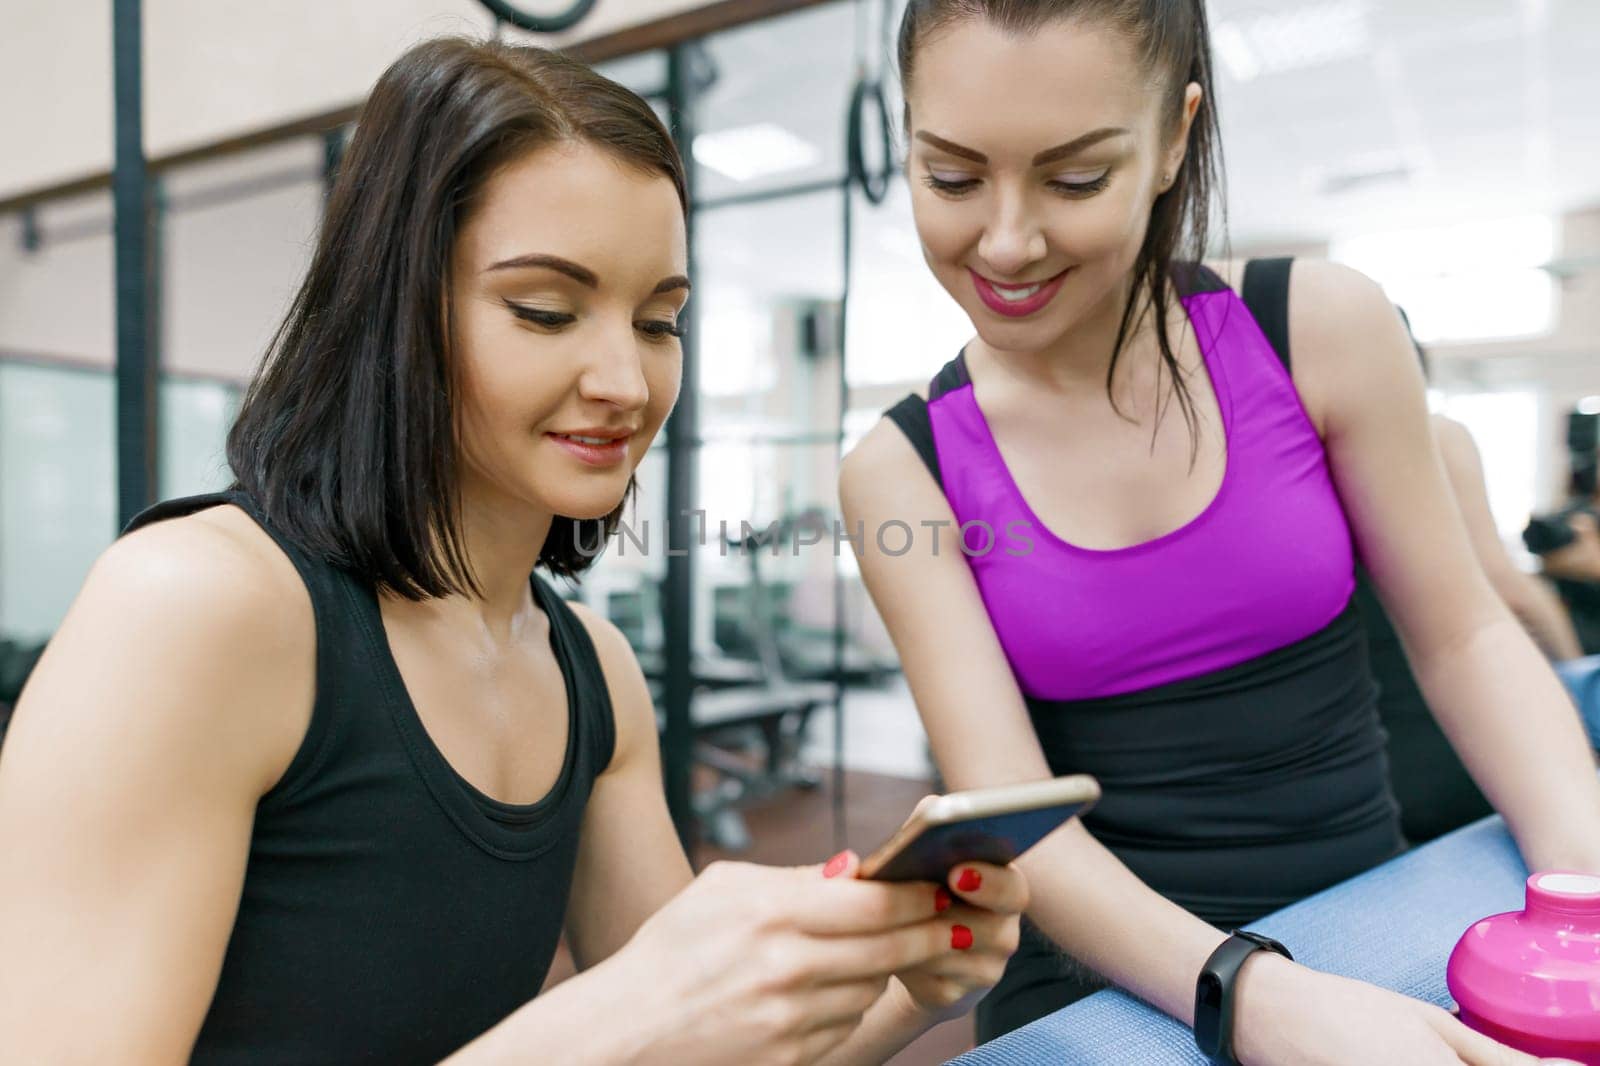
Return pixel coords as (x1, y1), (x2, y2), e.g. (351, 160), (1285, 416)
(475, 0), (598, 35)
(713, 509), (898, 687)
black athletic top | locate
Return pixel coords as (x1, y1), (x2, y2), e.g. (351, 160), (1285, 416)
(884, 260), (1405, 929)
(123, 491), (616, 1065)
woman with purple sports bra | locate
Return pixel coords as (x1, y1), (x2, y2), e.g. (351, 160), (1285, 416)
(840, 0), (1600, 1062)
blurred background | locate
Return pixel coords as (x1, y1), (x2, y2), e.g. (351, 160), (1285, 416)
(3, 2), (1599, 1059)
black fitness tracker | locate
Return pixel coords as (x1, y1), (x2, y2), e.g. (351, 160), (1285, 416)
(1193, 930), (1293, 1065)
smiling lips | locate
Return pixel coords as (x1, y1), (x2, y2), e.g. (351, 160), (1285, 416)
(547, 427), (632, 467)
(970, 267), (1071, 318)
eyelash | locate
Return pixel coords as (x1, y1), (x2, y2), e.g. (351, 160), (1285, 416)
(921, 173), (1112, 198)
(504, 302), (684, 340)
(506, 305), (574, 329)
(638, 320), (685, 340)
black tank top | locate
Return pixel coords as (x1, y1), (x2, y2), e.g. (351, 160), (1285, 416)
(123, 491), (616, 1065)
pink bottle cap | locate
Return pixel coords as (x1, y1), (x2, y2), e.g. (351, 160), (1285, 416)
(1447, 871), (1600, 1045)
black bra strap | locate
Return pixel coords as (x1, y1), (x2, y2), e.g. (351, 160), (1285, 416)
(884, 394), (942, 489)
(928, 353), (970, 402)
(1241, 257), (1294, 372)
(120, 490), (237, 536)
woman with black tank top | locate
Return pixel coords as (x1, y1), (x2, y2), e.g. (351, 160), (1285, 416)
(0, 39), (1028, 1065)
(839, 1), (1600, 1062)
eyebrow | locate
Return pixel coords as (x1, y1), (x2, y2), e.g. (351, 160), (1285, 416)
(914, 127), (1131, 167)
(486, 253), (690, 295)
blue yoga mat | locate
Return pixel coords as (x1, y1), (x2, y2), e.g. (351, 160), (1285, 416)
(956, 660), (1600, 1065)
(953, 816), (1529, 1064)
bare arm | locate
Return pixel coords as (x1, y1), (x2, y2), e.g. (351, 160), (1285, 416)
(1431, 414), (1583, 661)
(560, 604), (694, 968)
(0, 516), (312, 1063)
(1293, 261), (1600, 873)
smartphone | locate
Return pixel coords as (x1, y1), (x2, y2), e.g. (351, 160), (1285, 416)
(857, 775), (1101, 883)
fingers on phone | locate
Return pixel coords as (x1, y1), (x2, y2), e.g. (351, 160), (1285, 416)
(798, 877), (954, 936)
(817, 906), (1018, 980)
(947, 861), (1029, 914)
(820, 850), (858, 880)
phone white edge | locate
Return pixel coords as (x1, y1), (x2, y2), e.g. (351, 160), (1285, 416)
(926, 774), (1101, 824)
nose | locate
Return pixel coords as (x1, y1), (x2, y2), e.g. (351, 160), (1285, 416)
(577, 326), (650, 412)
(977, 189), (1048, 279)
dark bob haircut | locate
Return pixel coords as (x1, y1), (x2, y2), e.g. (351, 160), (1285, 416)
(227, 38), (687, 598)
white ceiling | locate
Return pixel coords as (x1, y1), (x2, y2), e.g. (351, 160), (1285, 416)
(685, 0), (1600, 248)
(1214, 0), (1600, 243)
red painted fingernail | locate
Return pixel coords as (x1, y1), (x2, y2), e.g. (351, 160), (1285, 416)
(934, 887), (953, 913)
(823, 851), (850, 878)
(951, 924), (973, 950)
(957, 868), (982, 892)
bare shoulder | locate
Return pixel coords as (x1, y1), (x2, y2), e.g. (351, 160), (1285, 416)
(1431, 414), (1488, 485)
(564, 598), (634, 672)
(1430, 413), (1477, 454)
(840, 411), (963, 578)
(1284, 259), (1398, 360)
(92, 504), (310, 642)
(563, 598), (653, 768)
(1200, 255), (1392, 334)
(1268, 260), (1415, 433)
(12, 504), (315, 796)
(840, 414), (927, 496)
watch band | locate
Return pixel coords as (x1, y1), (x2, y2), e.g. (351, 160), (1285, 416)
(1193, 930), (1293, 1064)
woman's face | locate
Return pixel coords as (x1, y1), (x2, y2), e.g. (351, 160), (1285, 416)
(449, 142), (687, 522)
(904, 17), (1198, 354)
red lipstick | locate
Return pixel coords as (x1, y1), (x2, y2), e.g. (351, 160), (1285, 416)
(970, 267), (1070, 318)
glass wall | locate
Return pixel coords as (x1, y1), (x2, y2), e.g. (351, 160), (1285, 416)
(0, 363), (114, 642)
(0, 363), (243, 643)
(691, 3), (857, 203)
(160, 377), (241, 498)
(0, 137), (291, 648)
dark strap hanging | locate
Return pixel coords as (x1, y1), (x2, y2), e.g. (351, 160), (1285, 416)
(884, 395), (942, 489)
(1241, 257), (1294, 372)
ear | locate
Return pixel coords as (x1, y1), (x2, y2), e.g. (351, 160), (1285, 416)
(1160, 82), (1204, 191)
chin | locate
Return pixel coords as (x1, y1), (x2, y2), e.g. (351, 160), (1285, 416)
(542, 486), (630, 523)
(970, 312), (1068, 356)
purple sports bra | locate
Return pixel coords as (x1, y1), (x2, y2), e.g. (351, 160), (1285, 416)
(926, 265), (1356, 701)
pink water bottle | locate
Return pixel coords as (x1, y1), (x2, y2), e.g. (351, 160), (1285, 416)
(1447, 871), (1600, 1064)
